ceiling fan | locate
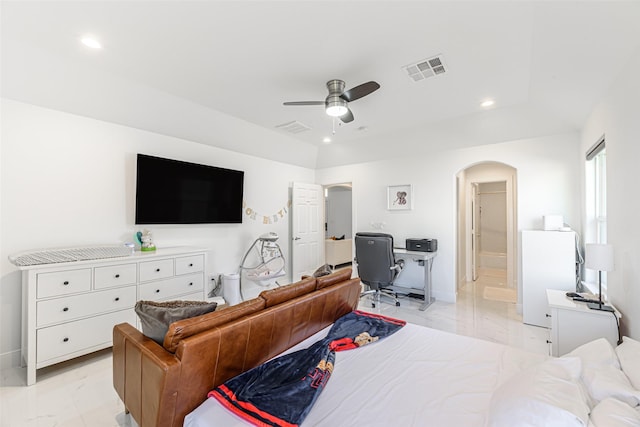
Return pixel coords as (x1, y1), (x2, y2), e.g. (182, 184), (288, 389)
(283, 79), (380, 123)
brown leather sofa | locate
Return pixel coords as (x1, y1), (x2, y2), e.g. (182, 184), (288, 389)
(112, 268), (360, 427)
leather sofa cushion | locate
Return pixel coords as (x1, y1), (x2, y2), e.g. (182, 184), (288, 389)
(316, 268), (352, 290)
(259, 277), (317, 308)
(163, 298), (265, 353)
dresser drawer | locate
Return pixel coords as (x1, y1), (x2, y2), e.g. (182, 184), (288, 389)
(36, 269), (92, 299)
(138, 273), (204, 301)
(175, 254), (205, 275)
(139, 259), (174, 282)
(36, 309), (136, 364)
(94, 263), (137, 289)
(36, 285), (136, 327)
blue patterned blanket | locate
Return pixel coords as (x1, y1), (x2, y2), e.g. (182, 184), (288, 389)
(209, 310), (406, 427)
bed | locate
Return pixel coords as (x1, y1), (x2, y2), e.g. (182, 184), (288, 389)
(185, 320), (640, 427)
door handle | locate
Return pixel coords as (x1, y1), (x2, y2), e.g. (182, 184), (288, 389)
(294, 237), (301, 241)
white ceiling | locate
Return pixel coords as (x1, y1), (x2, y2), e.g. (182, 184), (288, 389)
(3, 1), (640, 168)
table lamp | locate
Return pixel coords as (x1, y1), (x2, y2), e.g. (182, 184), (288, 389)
(585, 243), (615, 312)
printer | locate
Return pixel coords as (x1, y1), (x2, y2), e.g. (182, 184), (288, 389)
(406, 238), (437, 252)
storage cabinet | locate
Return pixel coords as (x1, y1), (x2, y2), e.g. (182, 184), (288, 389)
(19, 246), (207, 385)
(546, 289), (620, 356)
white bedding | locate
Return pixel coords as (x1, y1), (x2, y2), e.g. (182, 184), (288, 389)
(184, 323), (546, 427)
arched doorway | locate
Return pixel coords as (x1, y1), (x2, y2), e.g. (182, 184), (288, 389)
(456, 162), (519, 310)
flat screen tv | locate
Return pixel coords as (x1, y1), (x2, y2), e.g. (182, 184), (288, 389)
(135, 154), (244, 224)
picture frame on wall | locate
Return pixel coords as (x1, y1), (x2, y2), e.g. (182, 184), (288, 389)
(387, 184), (413, 210)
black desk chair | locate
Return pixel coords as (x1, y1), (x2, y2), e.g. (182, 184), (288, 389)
(354, 232), (403, 307)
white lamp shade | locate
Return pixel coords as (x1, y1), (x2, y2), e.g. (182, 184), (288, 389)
(585, 244), (614, 272)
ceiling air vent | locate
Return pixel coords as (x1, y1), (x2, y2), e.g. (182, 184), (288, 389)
(402, 54), (447, 82)
(275, 120), (312, 134)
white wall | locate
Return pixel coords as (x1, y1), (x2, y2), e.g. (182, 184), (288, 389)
(0, 99), (314, 364)
(316, 132), (581, 303)
(325, 187), (352, 238)
(581, 48), (640, 339)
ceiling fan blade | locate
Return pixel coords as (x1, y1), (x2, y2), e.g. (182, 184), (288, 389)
(340, 81), (380, 102)
(340, 108), (354, 123)
(283, 101), (325, 106)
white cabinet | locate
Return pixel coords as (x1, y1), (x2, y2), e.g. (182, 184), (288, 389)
(546, 289), (620, 356)
(19, 246), (207, 385)
(521, 230), (576, 327)
(325, 239), (352, 268)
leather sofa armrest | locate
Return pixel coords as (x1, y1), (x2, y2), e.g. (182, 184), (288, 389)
(113, 322), (182, 427)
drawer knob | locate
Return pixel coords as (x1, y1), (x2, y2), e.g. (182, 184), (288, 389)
(63, 307), (69, 312)
(115, 274), (120, 278)
(189, 282), (193, 286)
(155, 289), (160, 293)
(63, 337), (69, 343)
(189, 263), (194, 267)
(115, 297), (120, 302)
(156, 268), (160, 272)
(63, 281), (69, 286)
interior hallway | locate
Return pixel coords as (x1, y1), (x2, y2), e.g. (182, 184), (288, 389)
(0, 267), (547, 426)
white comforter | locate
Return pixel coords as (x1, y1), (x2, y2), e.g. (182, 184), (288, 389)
(184, 323), (545, 427)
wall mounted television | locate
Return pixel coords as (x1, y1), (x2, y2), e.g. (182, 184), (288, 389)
(135, 154), (244, 224)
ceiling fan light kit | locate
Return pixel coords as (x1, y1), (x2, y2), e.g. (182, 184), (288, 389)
(326, 96), (348, 117)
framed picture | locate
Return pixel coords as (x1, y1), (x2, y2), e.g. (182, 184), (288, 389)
(387, 184), (413, 210)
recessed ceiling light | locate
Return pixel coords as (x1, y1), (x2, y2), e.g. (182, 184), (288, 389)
(322, 137), (332, 144)
(80, 37), (102, 49)
(481, 99), (495, 108)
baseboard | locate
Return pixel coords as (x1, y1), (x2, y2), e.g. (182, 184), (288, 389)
(433, 289), (455, 303)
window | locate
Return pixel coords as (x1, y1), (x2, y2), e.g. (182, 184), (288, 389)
(584, 136), (607, 287)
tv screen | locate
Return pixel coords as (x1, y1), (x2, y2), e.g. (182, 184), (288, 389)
(135, 154), (244, 224)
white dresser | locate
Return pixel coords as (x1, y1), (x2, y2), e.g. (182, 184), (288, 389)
(19, 246), (208, 385)
(546, 289), (620, 356)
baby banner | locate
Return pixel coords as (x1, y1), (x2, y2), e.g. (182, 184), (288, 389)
(243, 200), (292, 224)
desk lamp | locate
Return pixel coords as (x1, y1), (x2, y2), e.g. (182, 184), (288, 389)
(585, 243), (615, 312)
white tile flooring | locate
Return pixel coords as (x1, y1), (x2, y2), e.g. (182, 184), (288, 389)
(0, 268), (549, 427)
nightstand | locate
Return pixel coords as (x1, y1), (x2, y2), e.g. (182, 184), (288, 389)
(546, 289), (620, 356)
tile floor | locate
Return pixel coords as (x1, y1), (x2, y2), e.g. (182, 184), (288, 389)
(0, 268), (549, 427)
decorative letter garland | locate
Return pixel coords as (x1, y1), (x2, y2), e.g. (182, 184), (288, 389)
(243, 200), (292, 224)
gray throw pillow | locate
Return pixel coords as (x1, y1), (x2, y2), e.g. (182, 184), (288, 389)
(134, 300), (218, 345)
(312, 264), (333, 278)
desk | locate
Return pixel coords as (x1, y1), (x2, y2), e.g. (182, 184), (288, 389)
(390, 248), (437, 311)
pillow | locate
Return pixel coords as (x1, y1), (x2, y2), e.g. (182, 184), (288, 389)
(616, 336), (640, 390)
(488, 357), (590, 427)
(566, 338), (620, 370)
(312, 264), (332, 278)
(590, 397), (640, 427)
(134, 300), (218, 345)
(566, 338), (640, 407)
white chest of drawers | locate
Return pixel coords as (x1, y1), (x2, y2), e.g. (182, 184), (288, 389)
(19, 246), (208, 385)
(546, 289), (620, 356)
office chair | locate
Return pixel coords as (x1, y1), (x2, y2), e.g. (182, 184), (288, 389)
(354, 232), (404, 307)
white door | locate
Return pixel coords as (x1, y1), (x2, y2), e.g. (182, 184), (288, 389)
(291, 182), (324, 280)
